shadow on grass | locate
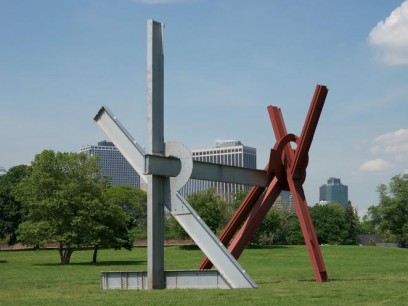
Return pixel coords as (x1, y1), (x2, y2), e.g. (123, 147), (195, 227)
(297, 277), (376, 283)
(247, 245), (290, 250)
(34, 260), (146, 267)
(255, 278), (370, 285)
(178, 245), (291, 251)
(0, 260), (7, 263)
(178, 245), (200, 251)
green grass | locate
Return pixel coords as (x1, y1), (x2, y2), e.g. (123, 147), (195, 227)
(0, 245), (407, 305)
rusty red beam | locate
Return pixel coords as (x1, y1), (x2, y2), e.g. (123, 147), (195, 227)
(227, 177), (281, 259)
(221, 106), (296, 266)
(269, 85), (328, 282)
(198, 108), (290, 270)
(198, 167), (269, 269)
(199, 85), (329, 283)
(286, 175), (328, 282)
(292, 85), (328, 177)
(267, 85), (328, 282)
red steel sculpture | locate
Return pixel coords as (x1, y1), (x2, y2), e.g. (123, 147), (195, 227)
(199, 84), (329, 283)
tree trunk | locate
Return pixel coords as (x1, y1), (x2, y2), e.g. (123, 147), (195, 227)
(58, 242), (74, 264)
(58, 242), (64, 263)
(92, 245), (99, 264)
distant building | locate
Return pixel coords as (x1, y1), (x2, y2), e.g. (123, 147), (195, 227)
(0, 166), (6, 176)
(79, 141), (140, 188)
(319, 177), (348, 206)
(180, 140), (256, 202)
(274, 190), (295, 214)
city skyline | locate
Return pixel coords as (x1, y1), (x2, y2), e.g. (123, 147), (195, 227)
(2, 138), (343, 209)
(1, 1), (407, 215)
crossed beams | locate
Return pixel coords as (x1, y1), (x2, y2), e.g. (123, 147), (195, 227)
(199, 85), (329, 283)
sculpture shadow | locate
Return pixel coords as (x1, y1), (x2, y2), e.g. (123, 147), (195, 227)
(35, 260), (146, 267)
(178, 245), (200, 251)
(246, 245), (289, 250)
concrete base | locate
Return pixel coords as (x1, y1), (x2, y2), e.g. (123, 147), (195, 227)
(101, 270), (230, 289)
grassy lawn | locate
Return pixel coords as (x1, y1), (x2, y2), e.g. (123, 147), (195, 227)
(0, 245), (407, 305)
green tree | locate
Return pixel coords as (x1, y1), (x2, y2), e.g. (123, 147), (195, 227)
(15, 150), (129, 264)
(169, 189), (228, 239)
(286, 215), (304, 245)
(310, 203), (347, 245)
(86, 198), (133, 264)
(251, 207), (290, 246)
(104, 185), (147, 240)
(360, 214), (379, 234)
(343, 201), (360, 245)
(368, 174), (408, 248)
(0, 165), (31, 244)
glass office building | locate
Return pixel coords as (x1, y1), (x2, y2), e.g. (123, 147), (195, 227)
(319, 177), (348, 206)
(79, 141), (140, 188)
(179, 140), (256, 202)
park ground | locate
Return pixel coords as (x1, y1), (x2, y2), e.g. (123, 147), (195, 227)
(0, 245), (407, 305)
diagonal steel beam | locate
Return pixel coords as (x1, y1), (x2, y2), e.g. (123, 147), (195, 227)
(198, 165), (269, 269)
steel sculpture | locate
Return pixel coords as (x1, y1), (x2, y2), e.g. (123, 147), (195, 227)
(96, 20), (328, 290)
(199, 86), (329, 283)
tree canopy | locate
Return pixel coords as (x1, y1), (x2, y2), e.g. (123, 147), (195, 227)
(310, 202), (359, 245)
(368, 174), (408, 248)
(15, 150), (133, 263)
(167, 189), (228, 239)
(0, 165), (31, 244)
(104, 185), (147, 240)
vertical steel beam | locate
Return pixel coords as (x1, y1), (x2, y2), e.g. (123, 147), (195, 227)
(147, 19), (165, 289)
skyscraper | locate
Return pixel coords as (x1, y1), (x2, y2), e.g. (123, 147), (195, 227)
(274, 190), (294, 214)
(79, 140), (140, 188)
(319, 177), (348, 206)
(0, 166), (6, 176)
(180, 140), (256, 202)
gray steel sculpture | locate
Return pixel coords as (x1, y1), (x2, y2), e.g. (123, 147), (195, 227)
(95, 20), (263, 289)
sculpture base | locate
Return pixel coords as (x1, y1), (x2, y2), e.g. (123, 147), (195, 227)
(101, 270), (235, 289)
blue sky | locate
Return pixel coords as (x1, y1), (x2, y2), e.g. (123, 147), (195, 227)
(1, 0), (407, 214)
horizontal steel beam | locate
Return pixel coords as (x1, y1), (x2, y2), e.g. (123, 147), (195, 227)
(144, 154), (181, 177)
(144, 154), (269, 187)
(191, 161), (269, 187)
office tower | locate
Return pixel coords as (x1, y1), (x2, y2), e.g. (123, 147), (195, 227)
(79, 140), (140, 188)
(180, 140), (256, 202)
(274, 190), (295, 214)
(0, 166), (6, 176)
(319, 177), (348, 206)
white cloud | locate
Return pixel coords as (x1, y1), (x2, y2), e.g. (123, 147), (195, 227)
(370, 128), (408, 161)
(360, 158), (392, 172)
(368, 1), (408, 65)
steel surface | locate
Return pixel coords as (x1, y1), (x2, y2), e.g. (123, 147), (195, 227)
(165, 142), (257, 288)
(95, 18), (329, 288)
(146, 19), (166, 289)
